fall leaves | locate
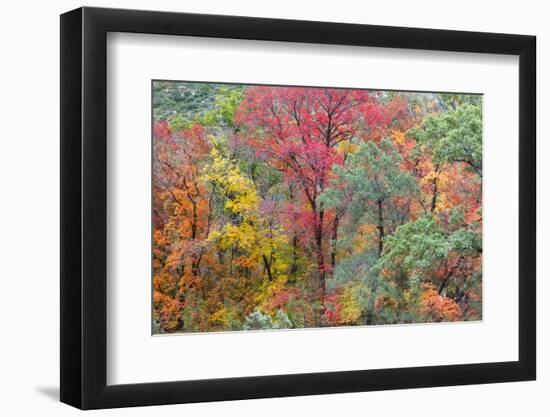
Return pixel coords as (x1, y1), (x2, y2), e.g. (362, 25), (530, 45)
(152, 83), (482, 333)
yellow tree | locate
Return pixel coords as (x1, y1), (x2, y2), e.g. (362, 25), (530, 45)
(204, 148), (289, 323)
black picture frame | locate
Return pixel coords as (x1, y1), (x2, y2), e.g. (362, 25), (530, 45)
(60, 6), (536, 410)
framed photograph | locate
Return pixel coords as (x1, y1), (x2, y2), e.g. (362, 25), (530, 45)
(60, 6), (536, 409)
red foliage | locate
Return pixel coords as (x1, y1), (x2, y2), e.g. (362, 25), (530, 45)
(323, 291), (344, 325)
(236, 87), (393, 293)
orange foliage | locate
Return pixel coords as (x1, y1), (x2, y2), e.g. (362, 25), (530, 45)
(420, 285), (462, 322)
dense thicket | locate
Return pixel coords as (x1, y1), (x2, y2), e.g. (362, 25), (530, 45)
(152, 82), (482, 333)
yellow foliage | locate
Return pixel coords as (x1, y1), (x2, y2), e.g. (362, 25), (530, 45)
(204, 148), (289, 285)
(337, 140), (358, 155)
(256, 273), (289, 308)
(391, 130), (406, 145)
(204, 148), (259, 216)
(208, 306), (229, 327)
(339, 285), (363, 324)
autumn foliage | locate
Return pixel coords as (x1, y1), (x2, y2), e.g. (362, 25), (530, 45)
(152, 82), (482, 333)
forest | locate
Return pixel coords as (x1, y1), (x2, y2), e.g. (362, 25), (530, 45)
(152, 81), (483, 333)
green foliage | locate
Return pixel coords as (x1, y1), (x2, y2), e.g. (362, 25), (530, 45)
(153, 81), (217, 120)
(329, 251), (402, 324)
(167, 113), (192, 132)
(439, 93), (482, 110)
(243, 309), (294, 330)
(200, 87), (245, 127)
(409, 104), (482, 176)
(378, 215), (481, 284)
(329, 251), (378, 291)
(320, 138), (417, 224)
(153, 81), (244, 127)
(378, 215), (450, 278)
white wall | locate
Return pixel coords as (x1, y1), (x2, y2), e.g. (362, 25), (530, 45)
(0, 0), (545, 415)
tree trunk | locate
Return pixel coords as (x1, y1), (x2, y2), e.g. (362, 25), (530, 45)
(330, 214), (339, 270)
(289, 184), (299, 278)
(377, 199), (385, 256)
(315, 210), (326, 326)
(262, 254), (274, 282)
(315, 210), (326, 294)
(291, 234), (298, 277)
(430, 163), (440, 213)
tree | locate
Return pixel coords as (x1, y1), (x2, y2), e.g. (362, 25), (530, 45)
(377, 214), (481, 321)
(319, 138), (417, 323)
(152, 121), (214, 332)
(320, 138), (417, 256)
(409, 104), (482, 177)
(236, 86), (391, 320)
(204, 148), (290, 319)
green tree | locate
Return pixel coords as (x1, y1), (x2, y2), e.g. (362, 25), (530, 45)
(409, 104), (482, 177)
(377, 214), (481, 301)
(320, 138), (417, 256)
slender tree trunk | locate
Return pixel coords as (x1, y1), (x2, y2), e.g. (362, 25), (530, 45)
(315, 210), (326, 326)
(289, 185), (299, 278)
(291, 234), (298, 277)
(438, 256), (464, 294)
(316, 210), (326, 290)
(262, 254), (273, 282)
(330, 214), (339, 270)
(191, 201), (197, 240)
(430, 163), (440, 213)
(377, 199), (385, 256)
(438, 262), (456, 294)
